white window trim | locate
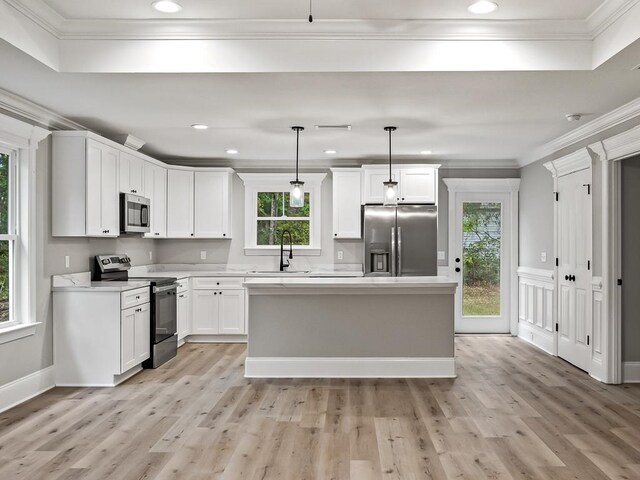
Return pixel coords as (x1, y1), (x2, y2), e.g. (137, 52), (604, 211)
(238, 173), (326, 256)
(0, 113), (50, 344)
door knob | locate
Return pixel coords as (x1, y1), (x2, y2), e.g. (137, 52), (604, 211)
(455, 267), (461, 273)
(565, 275), (569, 281)
(455, 258), (461, 263)
(570, 275), (576, 282)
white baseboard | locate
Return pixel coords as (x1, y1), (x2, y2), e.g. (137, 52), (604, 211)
(186, 334), (247, 344)
(0, 366), (55, 414)
(623, 362), (640, 383)
(517, 322), (555, 355)
(245, 357), (456, 378)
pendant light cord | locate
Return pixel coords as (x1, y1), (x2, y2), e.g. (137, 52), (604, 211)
(309, 0), (313, 22)
(388, 127), (392, 181)
(295, 127), (300, 182)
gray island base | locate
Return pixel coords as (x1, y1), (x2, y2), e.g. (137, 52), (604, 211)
(243, 277), (457, 378)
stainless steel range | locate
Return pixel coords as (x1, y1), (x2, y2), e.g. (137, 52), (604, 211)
(93, 254), (178, 368)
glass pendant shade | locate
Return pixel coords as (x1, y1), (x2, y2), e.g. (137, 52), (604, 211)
(290, 180), (305, 207)
(290, 126), (305, 208)
(383, 180), (398, 205)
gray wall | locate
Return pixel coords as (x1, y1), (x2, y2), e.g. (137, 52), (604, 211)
(518, 159), (554, 270)
(621, 157), (640, 363)
(0, 137), (157, 387)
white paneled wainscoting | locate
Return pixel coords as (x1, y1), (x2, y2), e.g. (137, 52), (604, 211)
(517, 267), (555, 354)
(517, 266), (607, 381)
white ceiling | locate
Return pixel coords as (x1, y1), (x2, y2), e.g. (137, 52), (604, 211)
(40, 0), (606, 21)
(2, 40), (639, 166)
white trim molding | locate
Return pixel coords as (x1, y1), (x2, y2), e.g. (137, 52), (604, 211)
(238, 173), (326, 256)
(521, 96), (640, 166)
(443, 178), (520, 335)
(543, 148), (592, 178)
(442, 178), (520, 193)
(591, 276), (606, 382)
(623, 362), (640, 383)
(517, 267), (555, 355)
(245, 357), (456, 378)
(0, 366), (55, 414)
(0, 112), (50, 343)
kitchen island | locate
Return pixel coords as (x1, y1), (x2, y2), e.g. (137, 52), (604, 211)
(243, 276), (457, 378)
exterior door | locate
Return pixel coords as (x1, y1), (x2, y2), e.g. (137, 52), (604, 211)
(557, 168), (592, 372)
(453, 193), (511, 333)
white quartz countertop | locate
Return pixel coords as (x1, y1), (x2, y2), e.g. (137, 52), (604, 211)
(52, 280), (151, 293)
(243, 276), (457, 289)
(128, 264), (364, 280)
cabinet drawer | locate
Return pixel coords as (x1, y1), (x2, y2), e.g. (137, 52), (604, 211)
(121, 287), (151, 310)
(176, 278), (190, 293)
(192, 277), (244, 289)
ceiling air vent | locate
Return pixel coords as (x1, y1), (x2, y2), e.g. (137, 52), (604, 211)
(315, 125), (352, 131)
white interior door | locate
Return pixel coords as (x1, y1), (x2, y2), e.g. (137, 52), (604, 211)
(557, 168), (592, 372)
(453, 193), (511, 333)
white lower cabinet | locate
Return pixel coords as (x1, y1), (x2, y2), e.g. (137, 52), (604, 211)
(190, 277), (246, 336)
(177, 289), (191, 341)
(53, 286), (152, 387)
(121, 303), (151, 372)
(219, 290), (245, 334)
(192, 289), (220, 334)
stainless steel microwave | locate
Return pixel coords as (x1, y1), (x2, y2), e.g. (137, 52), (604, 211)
(120, 193), (150, 234)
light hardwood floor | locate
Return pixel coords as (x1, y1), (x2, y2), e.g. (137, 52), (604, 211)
(1, 337), (640, 479)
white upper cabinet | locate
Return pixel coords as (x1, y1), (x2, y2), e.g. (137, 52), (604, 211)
(119, 151), (145, 195)
(143, 162), (167, 238)
(362, 167), (399, 205)
(194, 171), (232, 239)
(331, 169), (362, 239)
(399, 167), (436, 204)
(167, 169), (195, 238)
(53, 133), (120, 237)
(361, 165), (439, 205)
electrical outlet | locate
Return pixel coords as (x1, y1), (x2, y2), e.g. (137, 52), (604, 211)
(337, 250), (344, 260)
(200, 251), (207, 260)
(437, 251), (445, 261)
(65, 255), (70, 269)
(540, 252), (547, 262)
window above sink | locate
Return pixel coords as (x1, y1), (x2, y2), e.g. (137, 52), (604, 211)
(239, 173), (326, 256)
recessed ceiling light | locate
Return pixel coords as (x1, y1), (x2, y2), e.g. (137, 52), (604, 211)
(420, 150), (433, 155)
(152, 1), (182, 13)
(191, 124), (208, 130)
(324, 149), (337, 155)
(468, 1), (498, 14)
(226, 149), (239, 155)
(565, 114), (582, 122)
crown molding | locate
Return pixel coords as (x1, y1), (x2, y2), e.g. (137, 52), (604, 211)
(3, 0), (620, 42)
(519, 96), (640, 167)
(0, 88), (86, 131)
(588, 0), (640, 37)
(543, 148), (592, 177)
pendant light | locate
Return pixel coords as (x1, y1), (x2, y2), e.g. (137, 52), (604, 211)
(290, 126), (305, 208)
(383, 126), (398, 205)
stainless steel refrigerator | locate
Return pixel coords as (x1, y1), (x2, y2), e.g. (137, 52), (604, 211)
(363, 205), (437, 277)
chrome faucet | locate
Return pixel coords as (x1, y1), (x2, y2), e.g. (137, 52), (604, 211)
(280, 230), (293, 271)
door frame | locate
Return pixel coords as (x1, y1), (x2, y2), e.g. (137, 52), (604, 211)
(443, 178), (521, 335)
(589, 125), (640, 383)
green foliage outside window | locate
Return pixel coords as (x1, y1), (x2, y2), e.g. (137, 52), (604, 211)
(462, 202), (501, 316)
(0, 153), (10, 322)
(256, 192), (310, 246)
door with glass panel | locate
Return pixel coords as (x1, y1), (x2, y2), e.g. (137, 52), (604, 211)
(453, 193), (511, 333)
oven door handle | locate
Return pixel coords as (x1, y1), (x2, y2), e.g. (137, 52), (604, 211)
(153, 284), (179, 294)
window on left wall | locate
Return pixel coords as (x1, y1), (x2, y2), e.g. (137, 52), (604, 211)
(0, 150), (16, 325)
